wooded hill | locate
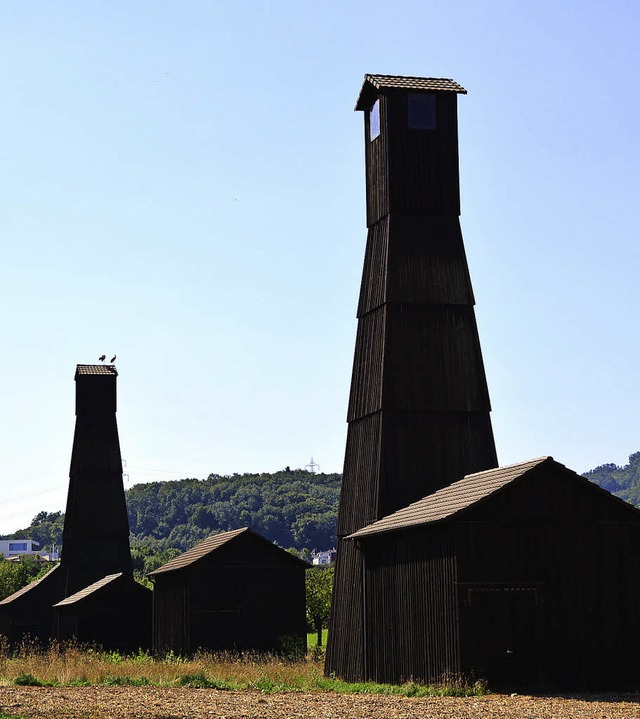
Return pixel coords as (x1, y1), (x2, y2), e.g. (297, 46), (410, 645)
(2, 469), (341, 556)
(4, 454), (640, 559)
(581, 451), (640, 507)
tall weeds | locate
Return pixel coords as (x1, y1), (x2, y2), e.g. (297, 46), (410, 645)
(0, 640), (486, 697)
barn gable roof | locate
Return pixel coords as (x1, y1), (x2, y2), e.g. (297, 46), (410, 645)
(355, 73), (467, 111)
(0, 563), (60, 605)
(148, 527), (309, 576)
(53, 573), (125, 607)
(348, 456), (640, 539)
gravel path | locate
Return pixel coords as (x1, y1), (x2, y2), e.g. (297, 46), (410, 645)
(1, 687), (640, 719)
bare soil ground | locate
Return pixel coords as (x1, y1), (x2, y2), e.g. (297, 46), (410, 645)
(1, 686), (639, 719)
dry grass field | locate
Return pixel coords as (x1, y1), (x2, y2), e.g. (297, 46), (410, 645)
(0, 643), (638, 718)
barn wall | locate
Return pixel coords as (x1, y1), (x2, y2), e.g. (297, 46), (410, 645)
(153, 579), (188, 654)
(326, 538), (364, 679)
(153, 537), (307, 656)
(0, 566), (62, 646)
(56, 579), (152, 652)
(361, 525), (459, 684)
(455, 465), (640, 689)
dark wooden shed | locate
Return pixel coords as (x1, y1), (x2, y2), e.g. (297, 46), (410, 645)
(0, 565), (62, 645)
(150, 528), (309, 656)
(54, 573), (151, 651)
(347, 457), (640, 690)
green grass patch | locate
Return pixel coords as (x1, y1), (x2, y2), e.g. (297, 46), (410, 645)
(306, 629), (328, 648)
(176, 672), (234, 689)
(315, 676), (487, 697)
(248, 676), (302, 693)
(101, 674), (151, 686)
(12, 673), (56, 687)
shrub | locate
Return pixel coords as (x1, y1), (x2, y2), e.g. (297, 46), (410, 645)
(13, 673), (43, 686)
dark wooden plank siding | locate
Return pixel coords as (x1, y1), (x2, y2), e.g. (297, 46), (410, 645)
(357, 218), (389, 317)
(56, 579), (151, 652)
(152, 534), (307, 656)
(387, 91), (460, 216)
(336, 413), (382, 536)
(386, 216), (474, 306)
(365, 92), (461, 222)
(358, 216), (475, 318)
(382, 304), (492, 413)
(153, 582), (188, 654)
(364, 96), (389, 227)
(346, 309), (385, 421)
(378, 411), (497, 518)
(455, 465), (640, 689)
(362, 526), (459, 683)
(325, 538), (364, 680)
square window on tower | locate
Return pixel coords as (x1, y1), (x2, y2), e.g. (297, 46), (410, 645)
(370, 99), (380, 140)
(408, 93), (436, 130)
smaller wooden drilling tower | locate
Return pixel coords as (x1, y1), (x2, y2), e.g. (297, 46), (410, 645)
(0, 365), (150, 649)
(60, 365), (133, 595)
(326, 75), (498, 680)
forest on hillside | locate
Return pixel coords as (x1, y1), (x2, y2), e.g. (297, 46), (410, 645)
(581, 451), (640, 506)
(2, 469), (341, 559)
(4, 454), (640, 566)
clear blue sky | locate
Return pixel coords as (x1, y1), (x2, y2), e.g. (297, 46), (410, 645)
(1, 1), (639, 533)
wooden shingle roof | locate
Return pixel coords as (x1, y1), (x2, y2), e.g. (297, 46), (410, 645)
(53, 573), (123, 607)
(355, 73), (467, 111)
(348, 457), (553, 538)
(75, 365), (117, 377)
(149, 528), (247, 575)
(149, 527), (309, 577)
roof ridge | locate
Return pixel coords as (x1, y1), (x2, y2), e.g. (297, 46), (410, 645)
(463, 456), (552, 479)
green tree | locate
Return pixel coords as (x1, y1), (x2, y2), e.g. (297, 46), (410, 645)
(305, 566), (334, 647)
(0, 557), (54, 601)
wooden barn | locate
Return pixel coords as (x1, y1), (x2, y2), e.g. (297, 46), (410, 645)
(326, 75), (498, 678)
(347, 457), (640, 690)
(54, 573), (151, 651)
(0, 564), (62, 645)
(150, 528), (309, 655)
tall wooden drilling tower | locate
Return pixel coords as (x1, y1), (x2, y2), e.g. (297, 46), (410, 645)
(325, 75), (498, 680)
(61, 365), (133, 595)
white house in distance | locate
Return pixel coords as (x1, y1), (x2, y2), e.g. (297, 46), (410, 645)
(0, 539), (60, 561)
(312, 549), (336, 566)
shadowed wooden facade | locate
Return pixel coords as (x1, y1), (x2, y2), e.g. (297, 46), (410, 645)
(150, 528), (309, 656)
(326, 75), (498, 680)
(0, 365), (151, 649)
(54, 573), (151, 652)
(348, 458), (640, 690)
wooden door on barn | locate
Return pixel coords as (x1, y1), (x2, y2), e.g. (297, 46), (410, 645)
(458, 584), (544, 689)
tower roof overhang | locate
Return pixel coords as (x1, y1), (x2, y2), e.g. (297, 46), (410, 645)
(355, 74), (467, 111)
